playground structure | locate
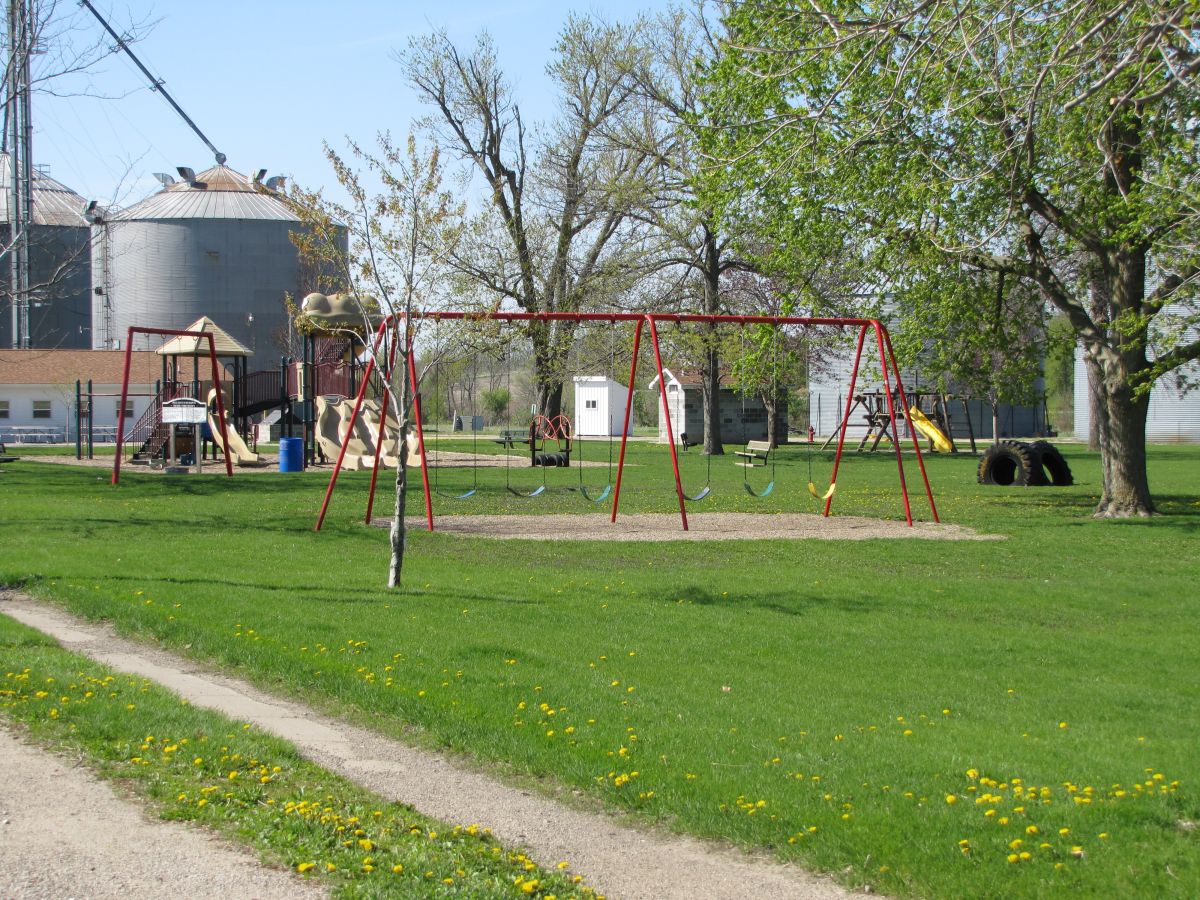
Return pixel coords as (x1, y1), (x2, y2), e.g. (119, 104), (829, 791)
(99, 317), (397, 474)
(110, 327), (234, 483)
(821, 389), (972, 454)
(313, 311), (940, 533)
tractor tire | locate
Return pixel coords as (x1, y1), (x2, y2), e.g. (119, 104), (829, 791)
(1029, 441), (1074, 486)
(977, 440), (1048, 486)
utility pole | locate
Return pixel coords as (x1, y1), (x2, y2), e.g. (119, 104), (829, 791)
(6, 0), (33, 348)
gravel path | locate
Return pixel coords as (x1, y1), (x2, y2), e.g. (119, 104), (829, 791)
(0, 728), (324, 899)
(1, 594), (859, 900)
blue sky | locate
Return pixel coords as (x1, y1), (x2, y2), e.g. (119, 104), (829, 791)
(34, 0), (672, 207)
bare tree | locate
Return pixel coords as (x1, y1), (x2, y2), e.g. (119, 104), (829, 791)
(291, 134), (463, 588)
(397, 18), (651, 420)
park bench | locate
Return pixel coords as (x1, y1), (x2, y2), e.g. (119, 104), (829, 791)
(734, 439), (772, 466)
(0, 442), (18, 468)
(494, 428), (531, 448)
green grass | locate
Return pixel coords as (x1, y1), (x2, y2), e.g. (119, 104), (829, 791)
(1, 441), (1198, 898)
(0, 614), (591, 898)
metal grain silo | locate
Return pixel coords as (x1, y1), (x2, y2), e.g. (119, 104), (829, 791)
(92, 164), (308, 368)
(0, 155), (91, 348)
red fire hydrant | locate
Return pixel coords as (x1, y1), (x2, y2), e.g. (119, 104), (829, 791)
(808, 425), (815, 443)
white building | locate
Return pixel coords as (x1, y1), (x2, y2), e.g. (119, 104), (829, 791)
(572, 376), (631, 437)
(1073, 348), (1200, 442)
(0, 349), (158, 443)
(647, 369), (786, 444)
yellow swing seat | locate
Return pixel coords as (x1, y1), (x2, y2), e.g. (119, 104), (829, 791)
(808, 481), (836, 501)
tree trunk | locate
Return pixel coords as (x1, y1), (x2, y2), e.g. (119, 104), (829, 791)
(1085, 265), (1114, 452)
(1090, 356), (1154, 518)
(530, 321), (567, 421)
(388, 354), (412, 589)
(763, 391), (778, 449)
(701, 235), (723, 455)
(1081, 247), (1154, 518)
(990, 401), (999, 445)
(1084, 352), (1107, 452)
(388, 448), (408, 588)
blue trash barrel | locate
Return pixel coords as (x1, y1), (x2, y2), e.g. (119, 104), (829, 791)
(279, 437), (304, 472)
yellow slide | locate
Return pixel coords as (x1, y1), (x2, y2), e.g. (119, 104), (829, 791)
(205, 389), (263, 466)
(908, 406), (954, 453)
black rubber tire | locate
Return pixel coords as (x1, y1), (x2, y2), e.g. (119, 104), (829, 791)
(977, 440), (1048, 486)
(1029, 441), (1074, 486)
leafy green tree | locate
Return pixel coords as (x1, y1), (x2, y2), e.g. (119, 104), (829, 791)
(482, 386), (511, 425)
(704, 2), (1199, 517)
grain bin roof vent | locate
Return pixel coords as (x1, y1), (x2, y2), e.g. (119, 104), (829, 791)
(109, 163), (299, 222)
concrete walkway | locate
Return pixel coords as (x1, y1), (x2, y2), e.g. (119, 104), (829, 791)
(1, 594), (856, 900)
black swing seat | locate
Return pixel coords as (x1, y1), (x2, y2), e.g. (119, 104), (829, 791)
(685, 485), (712, 502)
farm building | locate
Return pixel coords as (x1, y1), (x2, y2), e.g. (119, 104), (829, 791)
(0, 349), (158, 443)
(572, 376), (631, 437)
(647, 369), (787, 444)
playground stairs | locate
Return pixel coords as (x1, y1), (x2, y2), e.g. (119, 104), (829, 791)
(125, 382), (197, 463)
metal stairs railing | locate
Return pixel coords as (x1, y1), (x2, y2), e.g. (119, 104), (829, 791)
(125, 382), (199, 461)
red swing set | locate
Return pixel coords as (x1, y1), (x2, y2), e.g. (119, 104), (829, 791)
(312, 311), (939, 533)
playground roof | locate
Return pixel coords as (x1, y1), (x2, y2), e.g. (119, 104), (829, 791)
(0, 349), (159, 385)
(156, 317), (251, 358)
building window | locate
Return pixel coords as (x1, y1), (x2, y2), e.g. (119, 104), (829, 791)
(0, 399), (8, 419)
(667, 383), (678, 392)
(32, 399), (51, 419)
(585, 399), (598, 409)
(115, 398), (134, 419)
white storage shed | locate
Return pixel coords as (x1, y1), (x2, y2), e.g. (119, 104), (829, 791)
(572, 376), (630, 437)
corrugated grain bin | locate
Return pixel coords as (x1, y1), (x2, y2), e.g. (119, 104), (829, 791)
(0, 155), (92, 349)
(91, 164), (317, 368)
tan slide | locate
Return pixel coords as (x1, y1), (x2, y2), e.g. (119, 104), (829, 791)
(205, 389), (263, 466)
(315, 395), (421, 471)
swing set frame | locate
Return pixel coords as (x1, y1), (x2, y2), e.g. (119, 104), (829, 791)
(313, 311), (939, 533)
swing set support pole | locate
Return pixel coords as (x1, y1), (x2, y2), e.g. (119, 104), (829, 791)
(646, 316), (689, 531)
(364, 322), (401, 524)
(315, 319), (387, 531)
(881, 326), (939, 523)
(872, 322), (914, 526)
(825, 325), (868, 518)
(407, 336), (435, 531)
(611, 318), (642, 524)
